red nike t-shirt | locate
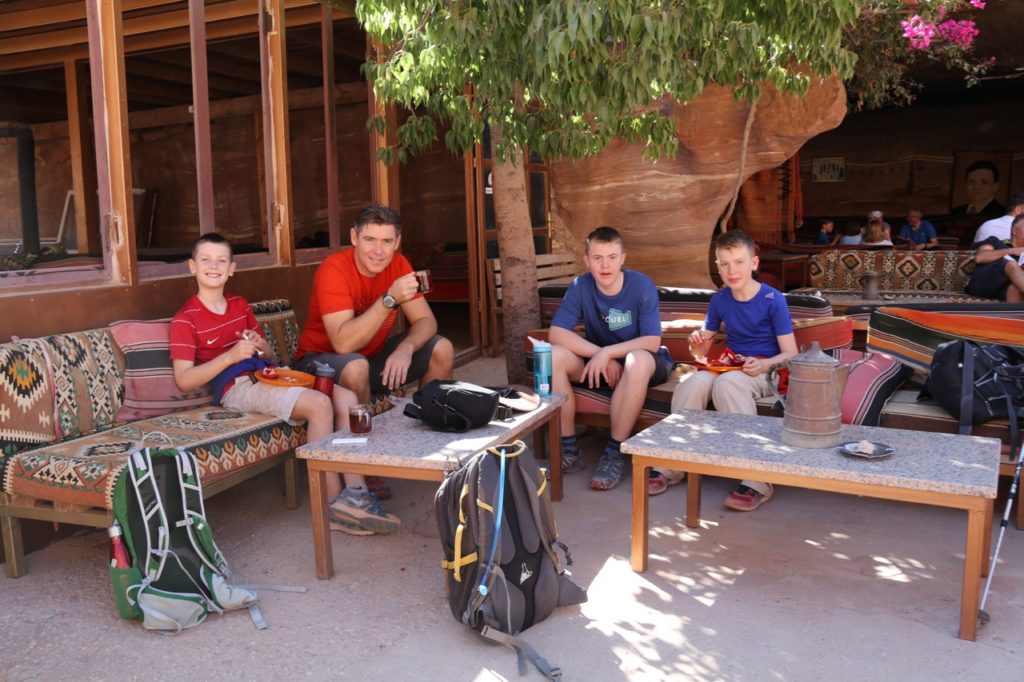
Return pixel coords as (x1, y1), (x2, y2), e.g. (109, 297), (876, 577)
(296, 248), (415, 360)
(169, 294), (261, 365)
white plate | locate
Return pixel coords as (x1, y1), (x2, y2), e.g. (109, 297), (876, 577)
(839, 441), (894, 460)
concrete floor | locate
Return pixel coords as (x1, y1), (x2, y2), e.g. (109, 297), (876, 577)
(2, 357), (1022, 681)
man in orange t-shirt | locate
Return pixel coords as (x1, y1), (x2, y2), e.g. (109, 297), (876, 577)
(295, 205), (453, 403)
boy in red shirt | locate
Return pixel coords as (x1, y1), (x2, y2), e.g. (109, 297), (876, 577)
(170, 234), (400, 535)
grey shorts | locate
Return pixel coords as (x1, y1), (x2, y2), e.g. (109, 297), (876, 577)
(296, 331), (443, 395)
(221, 376), (306, 424)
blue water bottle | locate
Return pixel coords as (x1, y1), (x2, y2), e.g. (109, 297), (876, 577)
(533, 341), (552, 397)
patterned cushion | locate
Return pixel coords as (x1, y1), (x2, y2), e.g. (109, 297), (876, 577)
(867, 307), (1024, 387)
(808, 250), (977, 291)
(2, 407), (305, 510)
(0, 339), (57, 467)
(108, 320), (213, 422)
(836, 349), (912, 426)
(39, 329), (124, 440)
(251, 299), (301, 367)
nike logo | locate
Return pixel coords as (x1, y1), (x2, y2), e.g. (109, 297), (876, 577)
(519, 562), (533, 585)
(206, 339), (217, 345)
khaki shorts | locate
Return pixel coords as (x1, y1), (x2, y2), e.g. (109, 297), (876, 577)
(221, 376), (306, 424)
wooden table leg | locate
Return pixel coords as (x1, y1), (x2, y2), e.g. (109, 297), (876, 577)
(547, 408), (562, 502)
(959, 506), (986, 640)
(308, 464), (334, 580)
(631, 458), (650, 572)
(982, 498), (993, 578)
(685, 472), (702, 528)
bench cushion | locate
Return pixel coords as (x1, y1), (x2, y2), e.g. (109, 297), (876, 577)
(2, 407), (305, 510)
(0, 339), (57, 456)
(808, 250), (976, 291)
(867, 307), (1024, 387)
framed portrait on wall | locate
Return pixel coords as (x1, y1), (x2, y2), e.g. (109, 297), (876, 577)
(950, 151), (1011, 216)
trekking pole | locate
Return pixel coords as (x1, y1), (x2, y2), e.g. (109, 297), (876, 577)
(978, 436), (1024, 625)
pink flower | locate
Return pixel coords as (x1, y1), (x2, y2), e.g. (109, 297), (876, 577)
(970, 1), (986, 9)
(901, 15), (936, 50)
(938, 19), (979, 49)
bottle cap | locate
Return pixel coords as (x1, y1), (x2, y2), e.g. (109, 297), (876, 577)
(108, 522), (123, 538)
(313, 361), (335, 377)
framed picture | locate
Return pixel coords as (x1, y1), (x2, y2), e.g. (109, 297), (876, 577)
(811, 157), (845, 183)
(950, 151), (1011, 216)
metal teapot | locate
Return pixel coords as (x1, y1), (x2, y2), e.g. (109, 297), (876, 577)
(858, 270), (880, 300)
(770, 341), (850, 449)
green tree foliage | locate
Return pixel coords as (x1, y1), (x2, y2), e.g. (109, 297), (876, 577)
(358, 0), (862, 163)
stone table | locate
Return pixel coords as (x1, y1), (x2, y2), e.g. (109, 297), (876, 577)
(621, 409), (1000, 640)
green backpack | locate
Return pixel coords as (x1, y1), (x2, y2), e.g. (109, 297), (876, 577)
(109, 447), (257, 632)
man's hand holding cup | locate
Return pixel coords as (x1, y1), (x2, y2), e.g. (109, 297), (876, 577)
(388, 272), (420, 305)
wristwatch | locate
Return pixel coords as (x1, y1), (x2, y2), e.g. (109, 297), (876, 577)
(382, 293), (398, 309)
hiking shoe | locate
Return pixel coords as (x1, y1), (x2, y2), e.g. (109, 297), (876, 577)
(561, 446), (585, 474)
(648, 469), (686, 496)
(724, 483), (774, 512)
(328, 488), (401, 534)
(590, 450), (625, 490)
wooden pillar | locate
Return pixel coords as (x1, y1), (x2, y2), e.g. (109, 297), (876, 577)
(63, 60), (100, 254)
(188, 0), (215, 234)
(85, 0), (137, 285)
(321, 6), (341, 247)
(367, 38), (400, 210)
(258, 0), (294, 266)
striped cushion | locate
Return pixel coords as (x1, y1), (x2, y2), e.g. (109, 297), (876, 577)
(866, 307), (1024, 387)
(108, 319), (213, 421)
(836, 349), (912, 426)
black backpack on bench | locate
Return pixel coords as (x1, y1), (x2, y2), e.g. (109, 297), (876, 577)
(925, 340), (1024, 448)
(435, 441), (587, 679)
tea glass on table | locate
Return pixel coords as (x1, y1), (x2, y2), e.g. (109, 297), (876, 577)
(348, 404), (372, 434)
(414, 269), (432, 294)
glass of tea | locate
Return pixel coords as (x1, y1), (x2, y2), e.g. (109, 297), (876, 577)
(414, 269), (432, 294)
(349, 404), (372, 434)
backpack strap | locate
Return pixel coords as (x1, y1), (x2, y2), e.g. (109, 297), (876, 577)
(957, 341), (976, 436)
(441, 482), (478, 582)
(127, 448), (170, 582)
(479, 626), (562, 680)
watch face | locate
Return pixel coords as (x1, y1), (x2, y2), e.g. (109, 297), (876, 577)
(383, 294), (396, 309)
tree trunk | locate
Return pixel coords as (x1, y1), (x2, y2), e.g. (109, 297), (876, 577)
(490, 125), (539, 385)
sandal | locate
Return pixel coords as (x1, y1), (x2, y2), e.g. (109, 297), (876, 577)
(648, 470), (686, 496)
(724, 483), (773, 512)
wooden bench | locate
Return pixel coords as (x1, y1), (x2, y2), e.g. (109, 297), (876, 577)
(487, 251), (578, 355)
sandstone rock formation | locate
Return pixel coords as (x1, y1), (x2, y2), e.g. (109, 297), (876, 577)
(549, 76), (847, 286)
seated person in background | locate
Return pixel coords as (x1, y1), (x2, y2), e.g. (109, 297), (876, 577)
(965, 215), (1024, 302)
(952, 160), (1006, 217)
(862, 220), (894, 247)
(896, 209), (938, 250)
(170, 234), (400, 536)
(813, 218), (839, 246)
(550, 226), (673, 491)
(650, 230), (797, 510)
(837, 221), (863, 245)
(973, 193), (1024, 245)
(866, 210), (892, 241)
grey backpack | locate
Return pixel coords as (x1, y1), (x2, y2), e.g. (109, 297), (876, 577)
(435, 440), (587, 679)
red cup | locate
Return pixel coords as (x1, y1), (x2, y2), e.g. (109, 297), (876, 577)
(349, 404), (372, 434)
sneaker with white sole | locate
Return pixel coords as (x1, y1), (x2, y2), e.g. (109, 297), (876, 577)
(328, 488), (401, 534)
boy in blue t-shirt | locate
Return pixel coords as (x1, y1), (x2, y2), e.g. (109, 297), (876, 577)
(652, 230), (797, 511)
(550, 226), (673, 491)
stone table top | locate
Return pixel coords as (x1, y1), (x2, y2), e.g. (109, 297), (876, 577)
(297, 393), (566, 472)
(621, 410), (1000, 498)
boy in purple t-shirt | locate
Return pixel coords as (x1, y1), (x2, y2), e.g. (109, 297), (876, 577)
(652, 230), (797, 511)
(550, 226), (673, 491)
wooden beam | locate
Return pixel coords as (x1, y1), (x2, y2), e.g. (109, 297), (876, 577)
(259, 0), (294, 266)
(1, 0), (179, 33)
(64, 59), (100, 254)
(188, 0), (215, 233)
(128, 55), (255, 96)
(321, 5), (340, 248)
(86, 0), (137, 285)
(367, 39), (399, 209)
(0, 2), (331, 70)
